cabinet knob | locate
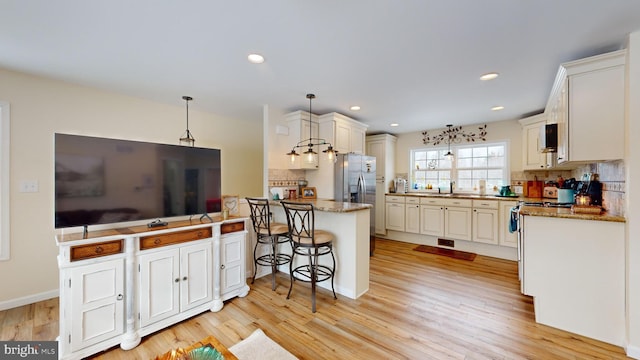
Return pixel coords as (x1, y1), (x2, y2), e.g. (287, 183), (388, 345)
(116, 294), (123, 301)
(197, 231), (203, 238)
(221, 264), (225, 269)
(182, 276), (187, 281)
(95, 246), (103, 254)
(154, 238), (161, 245)
(175, 278), (180, 283)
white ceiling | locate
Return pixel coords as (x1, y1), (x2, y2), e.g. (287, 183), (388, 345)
(2, 0), (640, 134)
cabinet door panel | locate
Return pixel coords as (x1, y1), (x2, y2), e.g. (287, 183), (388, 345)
(405, 205), (420, 234)
(385, 203), (405, 231)
(69, 258), (124, 351)
(444, 207), (471, 241)
(221, 234), (244, 294)
(420, 205), (444, 237)
(180, 242), (212, 312)
(473, 208), (499, 244)
(139, 250), (180, 327)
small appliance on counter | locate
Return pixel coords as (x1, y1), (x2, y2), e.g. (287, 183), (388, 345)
(575, 173), (603, 206)
(395, 178), (407, 194)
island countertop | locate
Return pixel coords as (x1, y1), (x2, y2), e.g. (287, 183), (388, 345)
(269, 199), (372, 213)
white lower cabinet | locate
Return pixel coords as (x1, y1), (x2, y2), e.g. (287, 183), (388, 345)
(221, 230), (245, 299)
(138, 241), (212, 327)
(499, 200), (518, 248)
(405, 198), (420, 234)
(385, 196), (405, 231)
(472, 200), (499, 245)
(443, 199), (472, 241)
(56, 220), (248, 360)
(419, 198), (445, 237)
(66, 258), (125, 352)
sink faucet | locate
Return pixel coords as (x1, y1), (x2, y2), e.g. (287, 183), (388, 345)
(450, 181), (455, 194)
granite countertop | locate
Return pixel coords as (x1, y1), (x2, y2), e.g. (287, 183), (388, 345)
(519, 206), (626, 223)
(385, 192), (626, 222)
(385, 192), (521, 200)
(269, 198), (372, 213)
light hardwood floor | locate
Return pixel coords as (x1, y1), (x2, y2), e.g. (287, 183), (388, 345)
(0, 238), (630, 359)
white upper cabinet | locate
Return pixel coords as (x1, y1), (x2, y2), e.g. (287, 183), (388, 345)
(519, 114), (556, 170)
(545, 50), (626, 165)
(318, 112), (368, 155)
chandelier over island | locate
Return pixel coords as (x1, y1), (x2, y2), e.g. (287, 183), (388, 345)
(286, 93), (338, 164)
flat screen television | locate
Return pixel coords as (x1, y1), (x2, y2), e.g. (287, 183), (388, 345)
(54, 133), (221, 229)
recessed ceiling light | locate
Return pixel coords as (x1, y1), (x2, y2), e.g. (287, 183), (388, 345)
(491, 106), (505, 111)
(480, 72), (499, 81)
(390, 123), (399, 127)
(247, 53), (265, 64)
(350, 105), (361, 111)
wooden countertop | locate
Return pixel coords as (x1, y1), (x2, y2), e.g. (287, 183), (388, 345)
(269, 198), (372, 213)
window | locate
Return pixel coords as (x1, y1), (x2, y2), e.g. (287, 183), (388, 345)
(0, 101), (10, 261)
(410, 141), (508, 193)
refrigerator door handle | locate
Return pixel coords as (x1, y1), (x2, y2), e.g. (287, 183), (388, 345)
(360, 173), (367, 203)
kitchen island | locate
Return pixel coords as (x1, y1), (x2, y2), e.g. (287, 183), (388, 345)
(269, 199), (372, 299)
(519, 206), (625, 346)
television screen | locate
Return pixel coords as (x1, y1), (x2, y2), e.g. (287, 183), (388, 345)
(54, 133), (221, 228)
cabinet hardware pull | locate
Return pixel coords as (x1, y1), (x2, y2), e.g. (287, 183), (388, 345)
(117, 294), (123, 300)
(95, 246), (103, 254)
(182, 276), (187, 281)
(154, 238), (161, 245)
(175, 278), (180, 283)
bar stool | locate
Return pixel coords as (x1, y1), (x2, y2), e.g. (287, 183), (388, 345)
(281, 201), (337, 313)
(246, 197), (292, 291)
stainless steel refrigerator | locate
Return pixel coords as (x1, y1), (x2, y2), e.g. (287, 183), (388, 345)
(334, 153), (376, 255)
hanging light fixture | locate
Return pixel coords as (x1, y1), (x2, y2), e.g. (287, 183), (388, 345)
(286, 93), (338, 164)
(444, 124), (455, 161)
(179, 95), (195, 147)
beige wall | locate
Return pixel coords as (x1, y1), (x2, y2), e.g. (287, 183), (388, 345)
(393, 118), (523, 178)
(625, 31), (640, 356)
(0, 68), (263, 303)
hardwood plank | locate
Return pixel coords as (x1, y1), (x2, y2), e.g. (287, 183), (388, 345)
(0, 238), (631, 359)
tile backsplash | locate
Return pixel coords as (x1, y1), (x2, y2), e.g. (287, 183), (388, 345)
(268, 169), (306, 198)
(515, 160), (625, 215)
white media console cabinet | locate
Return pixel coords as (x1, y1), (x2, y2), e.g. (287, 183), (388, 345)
(55, 217), (250, 360)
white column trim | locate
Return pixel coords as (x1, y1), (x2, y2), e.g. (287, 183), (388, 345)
(0, 101), (10, 261)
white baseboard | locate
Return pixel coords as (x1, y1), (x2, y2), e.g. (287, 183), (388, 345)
(627, 344), (640, 359)
(0, 289), (59, 311)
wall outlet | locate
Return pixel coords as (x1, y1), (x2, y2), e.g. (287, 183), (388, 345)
(19, 180), (39, 193)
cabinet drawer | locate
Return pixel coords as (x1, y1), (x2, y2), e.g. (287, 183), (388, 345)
(221, 221), (245, 234)
(71, 239), (123, 261)
(420, 197), (445, 205)
(405, 197), (420, 204)
(386, 195), (405, 204)
(140, 228), (212, 250)
(442, 198), (473, 207)
(472, 199), (499, 209)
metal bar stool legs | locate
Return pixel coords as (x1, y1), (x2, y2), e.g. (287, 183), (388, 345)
(246, 197), (291, 291)
(282, 201), (337, 313)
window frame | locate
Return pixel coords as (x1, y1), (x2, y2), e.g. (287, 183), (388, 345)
(409, 140), (510, 194)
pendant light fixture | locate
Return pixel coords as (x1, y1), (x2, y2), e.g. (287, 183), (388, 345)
(179, 95), (195, 147)
(286, 93), (338, 164)
(444, 124), (454, 161)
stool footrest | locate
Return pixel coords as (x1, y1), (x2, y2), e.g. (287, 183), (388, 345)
(256, 253), (292, 267)
(291, 264), (334, 284)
